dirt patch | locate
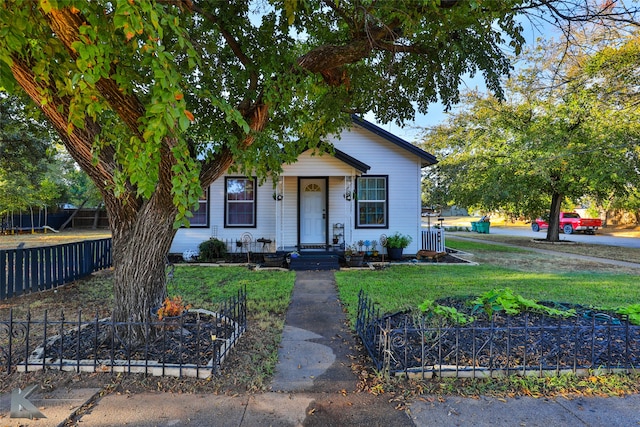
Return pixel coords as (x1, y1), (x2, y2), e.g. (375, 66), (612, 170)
(0, 269), (115, 319)
(0, 229), (111, 250)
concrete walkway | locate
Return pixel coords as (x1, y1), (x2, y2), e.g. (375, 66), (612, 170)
(3, 269), (640, 426)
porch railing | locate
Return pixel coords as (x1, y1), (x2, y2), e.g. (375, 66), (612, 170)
(421, 228), (445, 252)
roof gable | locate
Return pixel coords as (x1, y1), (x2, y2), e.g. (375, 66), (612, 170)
(332, 148), (370, 173)
(350, 115), (437, 167)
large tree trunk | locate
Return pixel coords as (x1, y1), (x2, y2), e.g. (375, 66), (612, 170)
(7, 3), (307, 345)
(108, 196), (178, 341)
(546, 192), (563, 242)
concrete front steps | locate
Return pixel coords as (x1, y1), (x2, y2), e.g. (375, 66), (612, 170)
(288, 252), (341, 271)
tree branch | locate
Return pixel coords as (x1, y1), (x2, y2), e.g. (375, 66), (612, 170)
(186, 1), (260, 110)
(45, 8), (146, 139)
(8, 56), (135, 210)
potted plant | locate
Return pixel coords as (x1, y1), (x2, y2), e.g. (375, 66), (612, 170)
(345, 244), (364, 267)
(384, 232), (412, 260)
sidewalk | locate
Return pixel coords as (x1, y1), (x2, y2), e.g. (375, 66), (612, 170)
(2, 270), (640, 426)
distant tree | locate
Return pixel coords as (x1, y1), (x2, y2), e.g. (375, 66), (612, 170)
(0, 94), (61, 216)
(0, 95), (49, 179)
(51, 146), (103, 208)
(421, 38), (640, 241)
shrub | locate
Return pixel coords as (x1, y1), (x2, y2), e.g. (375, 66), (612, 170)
(198, 238), (227, 261)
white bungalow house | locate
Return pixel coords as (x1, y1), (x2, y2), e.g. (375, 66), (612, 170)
(170, 116), (438, 259)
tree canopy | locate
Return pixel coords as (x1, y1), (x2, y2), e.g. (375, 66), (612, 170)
(0, 94), (62, 215)
(421, 34), (640, 240)
(1, 0), (636, 336)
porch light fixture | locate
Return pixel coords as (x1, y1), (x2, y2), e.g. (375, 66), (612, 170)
(273, 176), (284, 201)
(344, 176), (353, 201)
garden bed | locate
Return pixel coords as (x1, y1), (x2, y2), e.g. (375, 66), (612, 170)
(358, 294), (640, 378)
(19, 309), (242, 379)
(348, 249), (471, 268)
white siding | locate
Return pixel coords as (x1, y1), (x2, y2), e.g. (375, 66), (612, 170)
(171, 176), (279, 254)
(171, 122), (426, 255)
(282, 150), (354, 176)
(278, 176), (298, 249)
(329, 126), (423, 254)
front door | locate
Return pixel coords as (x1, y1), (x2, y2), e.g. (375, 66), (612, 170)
(299, 178), (327, 249)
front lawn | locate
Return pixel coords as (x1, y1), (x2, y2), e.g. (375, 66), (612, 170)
(168, 265), (296, 391)
(335, 240), (640, 398)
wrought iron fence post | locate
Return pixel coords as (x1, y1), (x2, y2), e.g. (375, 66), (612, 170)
(382, 317), (391, 380)
(420, 315), (426, 380)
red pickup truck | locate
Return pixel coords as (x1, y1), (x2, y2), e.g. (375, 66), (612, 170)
(531, 212), (602, 235)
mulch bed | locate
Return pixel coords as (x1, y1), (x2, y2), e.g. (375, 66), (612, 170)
(27, 311), (238, 368)
(375, 298), (640, 373)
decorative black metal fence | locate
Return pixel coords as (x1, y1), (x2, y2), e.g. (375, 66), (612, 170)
(0, 287), (246, 378)
(356, 290), (640, 378)
(0, 238), (112, 301)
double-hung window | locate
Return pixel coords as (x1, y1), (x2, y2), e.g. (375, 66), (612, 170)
(225, 177), (256, 227)
(356, 175), (388, 228)
(188, 188), (209, 227)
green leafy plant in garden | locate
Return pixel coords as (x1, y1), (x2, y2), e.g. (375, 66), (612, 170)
(617, 304), (640, 325)
(471, 288), (575, 318)
(418, 299), (475, 325)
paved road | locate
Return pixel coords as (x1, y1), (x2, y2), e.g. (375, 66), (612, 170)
(439, 223), (640, 249)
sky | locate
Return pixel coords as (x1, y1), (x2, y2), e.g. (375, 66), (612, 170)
(368, 15), (560, 144)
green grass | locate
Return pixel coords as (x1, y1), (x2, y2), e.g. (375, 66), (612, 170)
(446, 239), (528, 253)
(167, 266), (295, 391)
(1, 266), (296, 393)
(336, 259), (640, 326)
(335, 240), (640, 398)
(168, 266), (295, 315)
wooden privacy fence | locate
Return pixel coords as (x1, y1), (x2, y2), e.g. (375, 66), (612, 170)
(0, 238), (112, 300)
